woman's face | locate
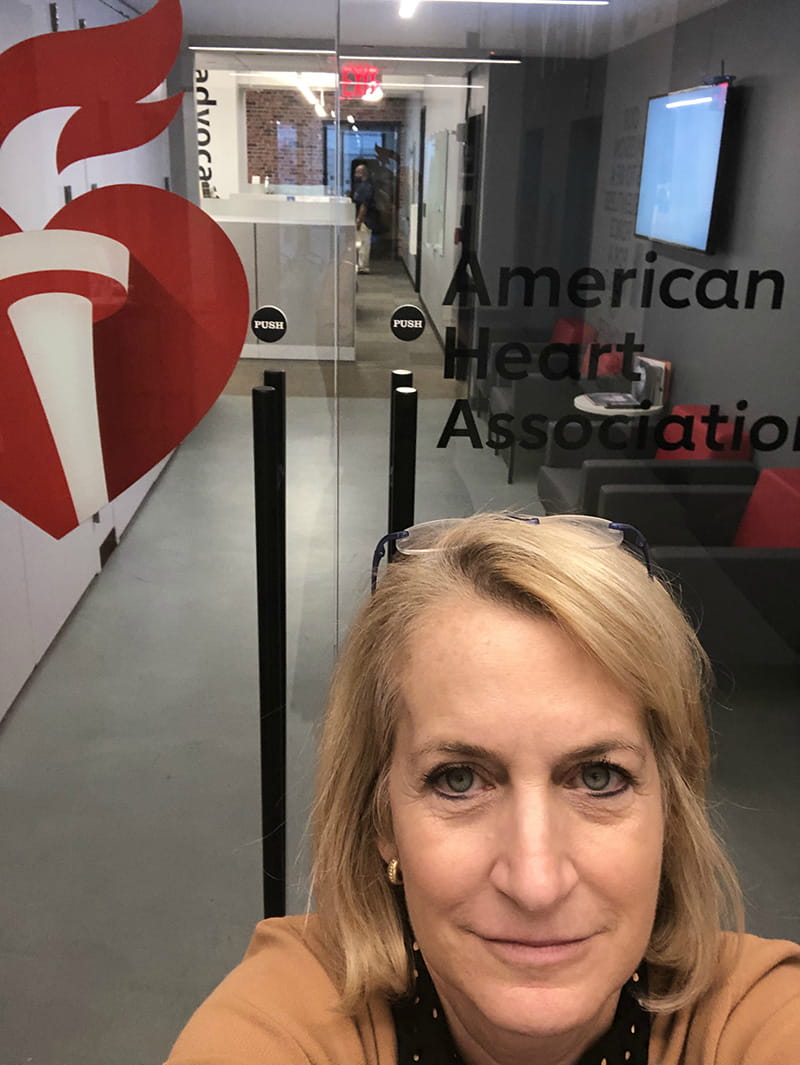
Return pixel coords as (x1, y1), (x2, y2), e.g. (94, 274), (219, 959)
(381, 595), (664, 1060)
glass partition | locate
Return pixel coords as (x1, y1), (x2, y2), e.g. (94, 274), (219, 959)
(337, 0), (800, 945)
(0, 0), (343, 1061)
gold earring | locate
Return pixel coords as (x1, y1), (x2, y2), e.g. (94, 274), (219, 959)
(386, 858), (403, 885)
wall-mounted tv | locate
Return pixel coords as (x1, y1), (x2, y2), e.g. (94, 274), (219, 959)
(635, 82), (731, 254)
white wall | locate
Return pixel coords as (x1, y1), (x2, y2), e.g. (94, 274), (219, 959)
(0, 0), (174, 718)
(400, 93), (422, 281)
(193, 68), (243, 198)
(415, 80), (468, 339)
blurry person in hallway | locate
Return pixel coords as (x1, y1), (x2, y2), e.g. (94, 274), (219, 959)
(353, 161), (378, 274)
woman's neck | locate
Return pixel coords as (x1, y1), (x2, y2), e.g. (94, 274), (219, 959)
(437, 983), (618, 1065)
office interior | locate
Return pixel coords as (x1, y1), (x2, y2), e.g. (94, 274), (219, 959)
(0, 0), (798, 1060)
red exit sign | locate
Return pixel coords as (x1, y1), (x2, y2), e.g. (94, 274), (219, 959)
(340, 63), (381, 99)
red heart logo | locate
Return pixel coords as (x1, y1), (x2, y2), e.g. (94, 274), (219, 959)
(0, 186), (248, 538)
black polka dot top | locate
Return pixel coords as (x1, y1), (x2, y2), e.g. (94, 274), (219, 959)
(391, 940), (650, 1065)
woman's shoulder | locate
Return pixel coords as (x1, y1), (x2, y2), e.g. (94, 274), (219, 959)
(651, 932), (800, 1065)
(164, 915), (395, 1065)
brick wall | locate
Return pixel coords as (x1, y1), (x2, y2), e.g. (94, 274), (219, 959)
(246, 90), (325, 185)
(246, 89), (408, 187)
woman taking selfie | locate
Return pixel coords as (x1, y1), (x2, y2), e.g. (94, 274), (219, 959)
(166, 513), (800, 1065)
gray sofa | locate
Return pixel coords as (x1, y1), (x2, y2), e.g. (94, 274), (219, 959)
(538, 458), (759, 538)
(653, 545), (800, 665)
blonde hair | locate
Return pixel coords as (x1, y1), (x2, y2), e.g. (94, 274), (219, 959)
(311, 513), (743, 1014)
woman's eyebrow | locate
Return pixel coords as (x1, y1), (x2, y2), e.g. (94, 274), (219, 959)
(563, 739), (649, 763)
(409, 737), (648, 766)
(410, 741), (498, 764)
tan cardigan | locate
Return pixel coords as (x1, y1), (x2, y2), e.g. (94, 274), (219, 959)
(165, 916), (800, 1065)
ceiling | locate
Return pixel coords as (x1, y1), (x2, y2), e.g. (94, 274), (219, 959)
(180, 0), (732, 60)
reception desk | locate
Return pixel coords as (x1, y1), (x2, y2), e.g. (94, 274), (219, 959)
(203, 193), (356, 361)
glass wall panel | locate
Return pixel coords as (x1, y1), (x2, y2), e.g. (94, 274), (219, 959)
(0, 0), (340, 1062)
(337, 0), (800, 949)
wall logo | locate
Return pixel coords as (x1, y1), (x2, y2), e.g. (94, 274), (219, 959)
(390, 305), (426, 342)
(195, 69), (218, 193)
(251, 306), (288, 343)
(0, 0), (249, 539)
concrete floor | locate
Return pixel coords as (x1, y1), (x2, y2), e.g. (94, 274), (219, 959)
(0, 259), (797, 1064)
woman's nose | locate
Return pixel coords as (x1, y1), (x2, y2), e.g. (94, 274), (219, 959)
(487, 789), (580, 912)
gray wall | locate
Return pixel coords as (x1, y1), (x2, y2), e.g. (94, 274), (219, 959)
(471, 57), (607, 341)
(589, 0), (800, 463)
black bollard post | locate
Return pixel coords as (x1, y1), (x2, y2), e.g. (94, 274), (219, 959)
(388, 371), (414, 557)
(388, 385), (418, 556)
(263, 369), (286, 647)
(252, 381), (287, 919)
(391, 368), (413, 391)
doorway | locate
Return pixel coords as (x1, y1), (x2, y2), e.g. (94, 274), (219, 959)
(325, 122), (401, 260)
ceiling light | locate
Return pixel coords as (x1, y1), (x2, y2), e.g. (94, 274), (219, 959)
(452, 0), (609, 3)
(346, 114), (355, 123)
(234, 72), (337, 87)
(294, 76), (318, 107)
(363, 83), (384, 102)
(398, 0), (607, 13)
(342, 54), (521, 64)
(380, 81), (481, 89)
(190, 46), (335, 56)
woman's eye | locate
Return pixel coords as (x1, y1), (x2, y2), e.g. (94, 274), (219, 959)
(426, 764), (480, 797)
(578, 762), (630, 795)
(582, 763), (612, 791)
(441, 766), (475, 794)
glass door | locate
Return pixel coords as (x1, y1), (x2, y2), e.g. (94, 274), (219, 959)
(0, 1), (343, 1062)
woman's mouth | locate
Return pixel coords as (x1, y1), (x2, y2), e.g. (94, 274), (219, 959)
(479, 934), (594, 965)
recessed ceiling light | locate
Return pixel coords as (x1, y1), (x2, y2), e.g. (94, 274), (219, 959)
(341, 54), (521, 64)
(189, 46), (335, 56)
(400, 0), (608, 14)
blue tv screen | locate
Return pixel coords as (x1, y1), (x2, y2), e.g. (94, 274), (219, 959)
(635, 83), (730, 253)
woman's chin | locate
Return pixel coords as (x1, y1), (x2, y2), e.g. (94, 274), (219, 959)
(457, 980), (617, 1045)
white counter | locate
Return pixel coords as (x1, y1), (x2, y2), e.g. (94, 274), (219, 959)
(203, 195), (356, 361)
(206, 193), (354, 227)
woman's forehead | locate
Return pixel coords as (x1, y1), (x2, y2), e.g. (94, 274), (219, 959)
(394, 596), (650, 759)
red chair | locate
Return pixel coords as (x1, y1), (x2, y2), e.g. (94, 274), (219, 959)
(579, 343), (624, 379)
(651, 467), (800, 663)
(551, 317), (597, 347)
(734, 468), (800, 548)
(656, 404), (754, 462)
